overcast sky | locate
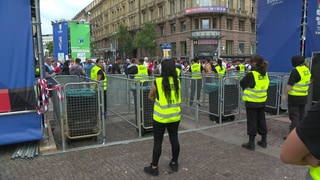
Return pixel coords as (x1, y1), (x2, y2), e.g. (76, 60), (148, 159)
(40, 0), (93, 34)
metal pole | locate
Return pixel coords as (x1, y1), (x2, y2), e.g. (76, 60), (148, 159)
(34, 0), (45, 79)
(301, 0), (307, 57)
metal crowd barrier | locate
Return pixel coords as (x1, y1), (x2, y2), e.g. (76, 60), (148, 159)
(180, 73), (242, 126)
(265, 73), (289, 115)
(106, 75), (154, 138)
(52, 75), (105, 151)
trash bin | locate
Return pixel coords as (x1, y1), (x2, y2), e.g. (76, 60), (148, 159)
(66, 88), (99, 137)
(131, 86), (154, 135)
(205, 83), (238, 122)
(265, 79), (280, 115)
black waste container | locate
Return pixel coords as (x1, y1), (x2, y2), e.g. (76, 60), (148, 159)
(66, 88), (99, 137)
(205, 83), (238, 122)
(131, 86), (154, 135)
(265, 80), (280, 115)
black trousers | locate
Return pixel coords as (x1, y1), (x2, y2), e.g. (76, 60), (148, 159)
(190, 79), (202, 103)
(246, 107), (267, 136)
(151, 120), (180, 166)
(288, 104), (306, 132)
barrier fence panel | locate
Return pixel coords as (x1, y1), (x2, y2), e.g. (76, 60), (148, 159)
(105, 75), (155, 140)
(265, 73), (289, 115)
(52, 75), (105, 151)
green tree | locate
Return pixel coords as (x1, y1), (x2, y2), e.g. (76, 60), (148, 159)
(112, 24), (134, 58)
(45, 41), (53, 57)
(134, 21), (157, 57)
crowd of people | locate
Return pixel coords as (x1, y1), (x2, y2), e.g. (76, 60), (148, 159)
(41, 55), (318, 179)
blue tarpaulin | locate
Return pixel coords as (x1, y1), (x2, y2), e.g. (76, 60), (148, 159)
(257, 1), (302, 72)
(0, 0), (42, 145)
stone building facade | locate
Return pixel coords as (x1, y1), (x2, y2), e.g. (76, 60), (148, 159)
(73, 0), (257, 61)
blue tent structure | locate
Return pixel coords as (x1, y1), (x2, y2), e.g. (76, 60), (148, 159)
(257, 0), (320, 72)
(0, 0), (43, 145)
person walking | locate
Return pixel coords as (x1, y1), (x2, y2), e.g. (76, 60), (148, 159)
(240, 55), (269, 150)
(144, 59), (182, 176)
(280, 100), (320, 180)
(189, 56), (204, 106)
(282, 55), (311, 140)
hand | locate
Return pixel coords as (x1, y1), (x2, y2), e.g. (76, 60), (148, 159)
(304, 154), (320, 167)
(281, 94), (287, 102)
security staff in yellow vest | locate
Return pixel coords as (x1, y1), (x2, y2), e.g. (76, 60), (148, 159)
(240, 55), (269, 150)
(144, 59), (181, 176)
(189, 56), (204, 106)
(129, 58), (150, 83)
(212, 58), (226, 77)
(280, 100), (320, 180)
(91, 58), (107, 111)
(282, 55), (311, 139)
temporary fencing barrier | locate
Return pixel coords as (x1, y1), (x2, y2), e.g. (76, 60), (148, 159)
(106, 75), (154, 138)
(48, 71), (292, 151)
(265, 73), (289, 115)
(52, 75), (105, 151)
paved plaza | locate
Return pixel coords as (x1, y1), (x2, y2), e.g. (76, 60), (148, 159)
(0, 113), (309, 180)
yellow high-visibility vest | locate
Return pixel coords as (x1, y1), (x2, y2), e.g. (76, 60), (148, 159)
(242, 71), (269, 102)
(134, 65), (148, 81)
(153, 77), (181, 123)
(191, 63), (202, 79)
(288, 65), (311, 96)
(91, 65), (107, 90)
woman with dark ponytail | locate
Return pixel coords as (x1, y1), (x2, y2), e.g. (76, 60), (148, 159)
(240, 54), (270, 151)
(213, 58), (226, 76)
(144, 59), (182, 176)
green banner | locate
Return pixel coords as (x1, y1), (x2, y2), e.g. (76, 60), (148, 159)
(69, 22), (91, 62)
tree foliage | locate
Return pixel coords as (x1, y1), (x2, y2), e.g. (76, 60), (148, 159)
(112, 24), (134, 58)
(134, 21), (157, 57)
(45, 41), (53, 56)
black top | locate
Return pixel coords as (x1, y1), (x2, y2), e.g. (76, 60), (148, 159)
(112, 63), (121, 74)
(296, 100), (320, 159)
(287, 68), (308, 105)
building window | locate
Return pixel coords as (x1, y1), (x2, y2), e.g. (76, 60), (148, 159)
(171, 42), (176, 56)
(251, 0), (256, 13)
(227, 19), (233, 30)
(250, 42), (256, 54)
(180, 21), (186, 32)
(180, 0), (186, 11)
(226, 40), (233, 55)
(129, 1), (135, 12)
(226, 0), (233, 9)
(171, 23), (176, 33)
(251, 22), (256, 33)
(160, 26), (165, 36)
(193, 0), (216, 6)
(170, 1), (176, 15)
(195, 19), (199, 30)
(238, 42), (245, 54)
(159, 6), (163, 18)
(180, 41), (187, 56)
(142, 12), (147, 23)
(238, 0), (244, 10)
(202, 19), (210, 29)
(212, 18), (217, 29)
(239, 20), (245, 31)
(150, 9), (154, 20)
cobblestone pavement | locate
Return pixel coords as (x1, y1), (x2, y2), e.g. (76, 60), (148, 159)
(0, 115), (308, 180)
